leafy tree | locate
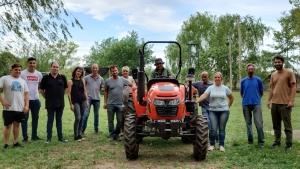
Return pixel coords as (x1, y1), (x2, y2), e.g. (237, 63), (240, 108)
(49, 40), (80, 69)
(85, 31), (155, 72)
(166, 12), (270, 87)
(0, 52), (19, 76)
(15, 40), (79, 72)
(272, 8), (300, 72)
(0, 0), (82, 50)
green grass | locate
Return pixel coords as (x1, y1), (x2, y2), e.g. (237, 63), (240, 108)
(0, 92), (300, 168)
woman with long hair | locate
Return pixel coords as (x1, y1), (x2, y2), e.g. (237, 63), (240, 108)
(67, 67), (89, 141)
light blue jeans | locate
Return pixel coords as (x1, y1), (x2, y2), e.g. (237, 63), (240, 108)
(243, 105), (264, 145)
(107, 104), (123, 137)
(201, 106), (211, 131)
(209, 110), (229, 147)
(82, 99), (100, 132)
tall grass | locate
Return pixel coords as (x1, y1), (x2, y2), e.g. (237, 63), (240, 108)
(0, 92), (299, 168)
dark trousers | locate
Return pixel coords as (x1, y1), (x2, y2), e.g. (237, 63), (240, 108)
(21, 100), (41, 139)
(107, 104), (123, 137)
(271, 103), (293, 146)
(46, 106), (64, 139)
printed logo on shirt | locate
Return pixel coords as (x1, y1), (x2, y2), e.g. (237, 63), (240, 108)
(11, 81), (22, 92)
(27, 76), (38, 81)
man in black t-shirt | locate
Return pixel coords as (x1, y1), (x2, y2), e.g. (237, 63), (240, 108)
(39, 62), (68, 143)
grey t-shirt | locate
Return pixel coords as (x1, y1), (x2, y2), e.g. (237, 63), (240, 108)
(205, 84), (231, 111)
(84, 74), (104, 100)
(104, 76), (129, 104)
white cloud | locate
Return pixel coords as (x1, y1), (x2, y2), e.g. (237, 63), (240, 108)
(63, 0), (294, 35)
(118, 31), (130, 39)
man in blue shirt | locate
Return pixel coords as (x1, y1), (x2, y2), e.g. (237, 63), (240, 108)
(240, 63), (265, 148)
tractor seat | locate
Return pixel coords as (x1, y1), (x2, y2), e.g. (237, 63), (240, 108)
(147, 78), (180, 90)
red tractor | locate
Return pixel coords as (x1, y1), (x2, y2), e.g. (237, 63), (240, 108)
(124, 41), (208, 161)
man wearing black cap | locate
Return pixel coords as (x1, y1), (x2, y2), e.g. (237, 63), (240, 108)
(150, 58), (174, 79)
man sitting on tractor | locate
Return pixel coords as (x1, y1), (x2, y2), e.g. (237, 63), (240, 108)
(150, 58), (174, 79)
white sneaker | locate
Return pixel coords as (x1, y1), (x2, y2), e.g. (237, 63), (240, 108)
(207, 146), (215, 151)
(219, 146), (225, 152)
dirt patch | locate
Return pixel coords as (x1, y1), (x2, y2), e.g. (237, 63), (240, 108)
(267, 130), (300, 142)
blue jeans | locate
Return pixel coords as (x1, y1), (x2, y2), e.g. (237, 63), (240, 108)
(209, 110), (229, 147)
(201, 106), (211, 131)
(243, 105), (264, 145)
(82, 99), (100, 132)
(46, 107), (64, 139)
(21, 100), (41, 139)
(107, 104), (123, 137)
(74, 101), (86, 136)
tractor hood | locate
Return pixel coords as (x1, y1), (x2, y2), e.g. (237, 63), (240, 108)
(148, 82), (180, 98)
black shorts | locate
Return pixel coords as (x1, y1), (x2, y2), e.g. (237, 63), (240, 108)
(2, 110), (25, 126)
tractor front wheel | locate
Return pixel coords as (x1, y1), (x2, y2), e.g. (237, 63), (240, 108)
(193, 115), (208, 161)
(124, 114), (139, 159)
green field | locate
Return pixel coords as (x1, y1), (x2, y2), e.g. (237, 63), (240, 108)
(0, 91), (299, 169)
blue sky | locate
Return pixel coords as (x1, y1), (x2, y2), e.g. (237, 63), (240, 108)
(63, 0), (294, 62)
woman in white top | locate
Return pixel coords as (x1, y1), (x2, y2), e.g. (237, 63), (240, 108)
(195, 72), (234, 152)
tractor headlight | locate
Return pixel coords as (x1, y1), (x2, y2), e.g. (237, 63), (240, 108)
(168, 99), (180, 105)
(153, 99), (180, 106)
(153, 99), (165, 106)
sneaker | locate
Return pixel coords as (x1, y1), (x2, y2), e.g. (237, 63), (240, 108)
(285, 145), (292, 151)
(259, 144), (265, 149)
(45, 138), (51, 143)
(115, 135), (122, 141)
(58, 137), (68, 143)
(219, 146), (225, 152)
(95, 131), (99, 135)
(78, 135), (85, 140)
(270, 142), (281, 149)
(247, 142), (253, 147)
(22, 138), (28, 143)
(119, 132), (124, 137)
(109, 136), (114, 141)
(2, 144), (9, 152)
(74, 136), (81, 142)
(32, 136), (42, 141)
(207, 146), (215, 151)
(13, 142), (24, 148)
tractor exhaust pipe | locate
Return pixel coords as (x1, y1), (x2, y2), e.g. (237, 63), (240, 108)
(137, 49), (146, 106)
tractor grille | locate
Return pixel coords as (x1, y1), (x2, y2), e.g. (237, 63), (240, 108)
(156, 106), (178, 116)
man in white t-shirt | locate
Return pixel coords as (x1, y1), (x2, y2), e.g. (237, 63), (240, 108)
(21, 57), (43, 142)
(0, 63), (29, 151)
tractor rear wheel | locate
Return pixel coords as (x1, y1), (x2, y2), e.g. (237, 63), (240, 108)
(124, 114), (139, 159)
(193, 115), (208, 161)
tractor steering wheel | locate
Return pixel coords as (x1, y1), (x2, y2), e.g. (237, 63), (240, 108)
(156, 75), (169, 78)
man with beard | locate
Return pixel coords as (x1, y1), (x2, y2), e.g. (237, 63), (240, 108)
(103, 65), (132, 141)
(267, 55), (296, 151)
(240, 63), (265, 148)
(81, 64), (104, 135)
(40, 62), (68, 143)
